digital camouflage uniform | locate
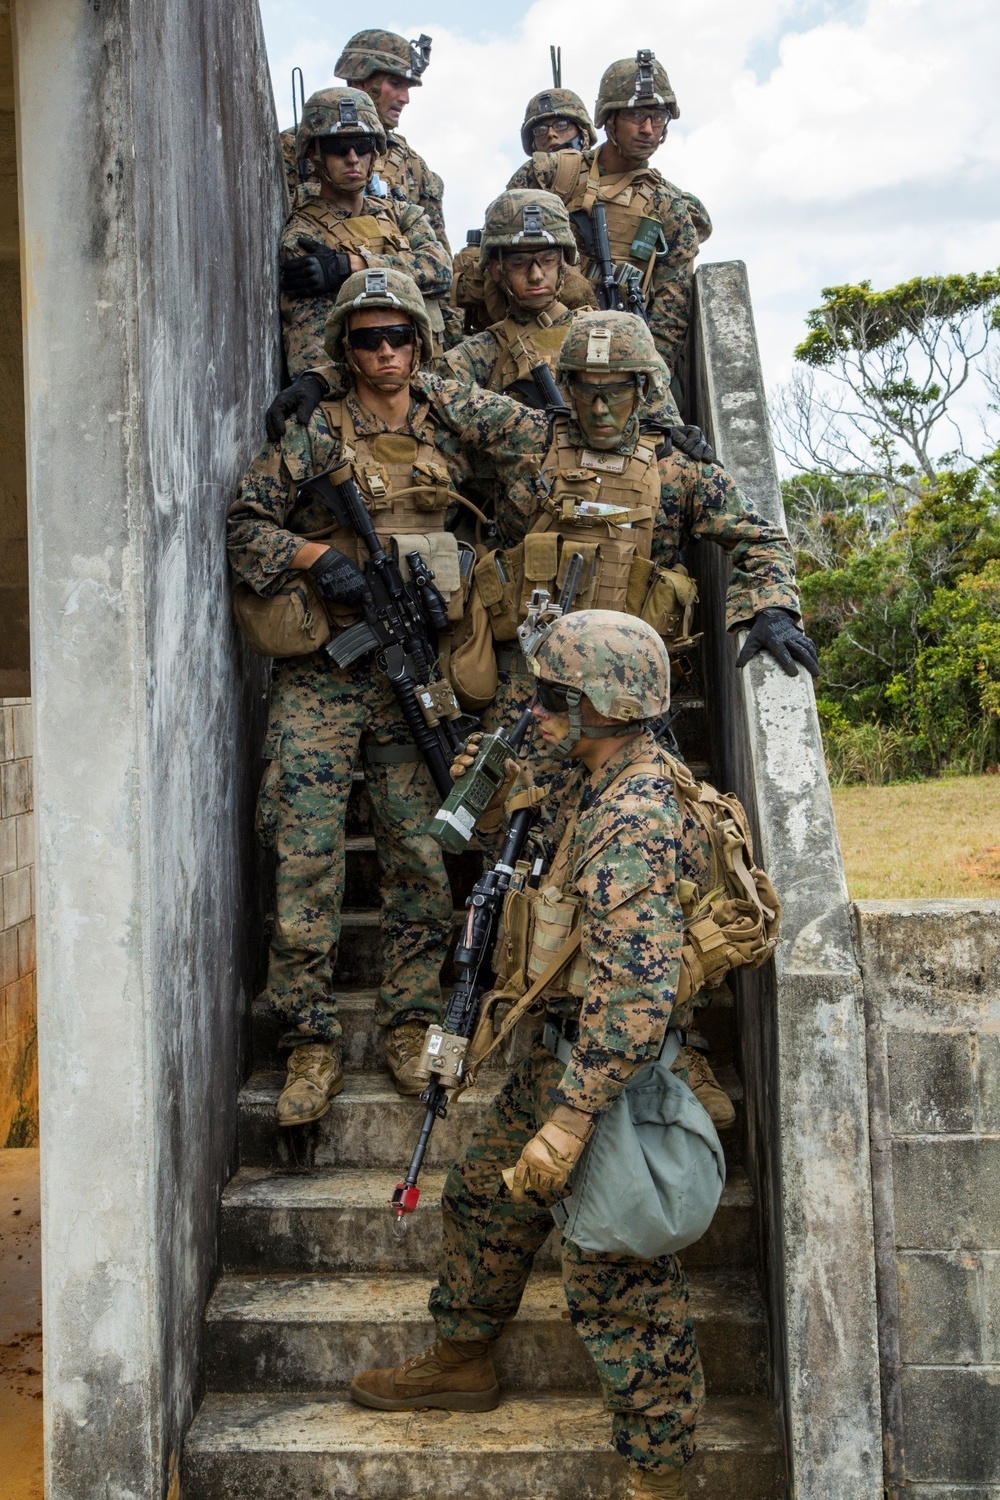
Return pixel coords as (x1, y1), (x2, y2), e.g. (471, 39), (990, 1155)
(507, 54), (711, 375)
(229, 267), (547, 1043)
(280, 193), (451, 377)
(430, 713), (703, 1473)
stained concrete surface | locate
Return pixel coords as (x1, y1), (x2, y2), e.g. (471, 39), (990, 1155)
(0, 1147), (42, 1500)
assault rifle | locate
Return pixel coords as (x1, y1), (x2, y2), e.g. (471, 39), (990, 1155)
(296, 462), (470, 799)
(391, 558), (585, 1232)
(570, 202), (648, 322)
(391, 707), (537, 1231)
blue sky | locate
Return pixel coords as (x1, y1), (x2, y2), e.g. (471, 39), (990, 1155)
(258, 0), (1000, 422)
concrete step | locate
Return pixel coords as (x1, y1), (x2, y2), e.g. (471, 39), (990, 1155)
(202, 1269), (766, 1397)
(219, 1167), (755, 1276)
(238, 1069), (744, 1173)
(184, 1391), (783, 1499)
(250, 988), (738, 1073)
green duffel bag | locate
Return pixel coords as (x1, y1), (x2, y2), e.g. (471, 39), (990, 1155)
(551, 1032), (726, 1259)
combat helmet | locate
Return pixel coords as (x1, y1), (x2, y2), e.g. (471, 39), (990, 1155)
(335, 29), (432, 86)
(595, 50), (679, 128)
(520, 87), (598, 155)
(295, 87), (387, 165)
(478, 190), (579, 269)
(324, 267), (435, 366)
(526, 610), (671, 753)
(558, 310), (669, 394)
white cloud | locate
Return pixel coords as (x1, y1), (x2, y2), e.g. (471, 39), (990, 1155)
(262, 0), (1000, 395)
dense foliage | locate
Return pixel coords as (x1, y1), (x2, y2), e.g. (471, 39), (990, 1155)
(785, 459), (1000, 783)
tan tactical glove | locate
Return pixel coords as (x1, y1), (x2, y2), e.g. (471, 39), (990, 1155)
(502, 1106), (593, 1202)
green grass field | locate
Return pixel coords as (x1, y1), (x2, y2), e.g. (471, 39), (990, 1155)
(831, 775), (1000, 900)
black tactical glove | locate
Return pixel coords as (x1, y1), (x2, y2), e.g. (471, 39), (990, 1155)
(308, 548), (367, 607)
(668, 424), (716, 463)
(280, 236), (353, 298)
(735, 607), (820, 679)
(265, 373), (326, 442)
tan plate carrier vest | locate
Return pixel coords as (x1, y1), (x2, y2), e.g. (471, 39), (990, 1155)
(232, 399), (469, 660)
(463, 749), (782, 1082)
(491, 306), (571, 392)
(472, 419), (699, 651)
(549, 150), (665, 305)
(376, 135), (425, 198)
(290, 198), (447, 345)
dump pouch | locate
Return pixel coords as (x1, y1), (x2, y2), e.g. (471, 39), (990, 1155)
(232, 575), (331, 659)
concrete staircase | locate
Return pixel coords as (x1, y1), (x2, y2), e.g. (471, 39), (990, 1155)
(184, 676), (784, 1498)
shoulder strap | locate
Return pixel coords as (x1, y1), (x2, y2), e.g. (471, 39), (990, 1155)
(552, 148), (586, 202)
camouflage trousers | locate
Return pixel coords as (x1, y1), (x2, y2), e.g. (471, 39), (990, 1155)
(429, 1047), (704, 1470)
(256, 655), (452, 1041)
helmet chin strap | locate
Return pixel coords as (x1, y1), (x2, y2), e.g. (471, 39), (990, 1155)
(345, 344), (414, 394)
(550, 687), (645, 757)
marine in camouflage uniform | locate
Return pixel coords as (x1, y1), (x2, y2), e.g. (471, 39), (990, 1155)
(279, 88), (452, 380)
(228, 270), (541, 1119)
(351, 613), (705, 1500)
(507, 52), (712, 378)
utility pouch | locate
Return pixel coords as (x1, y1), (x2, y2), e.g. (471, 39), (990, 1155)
(232, 575), (331, 659)
(492, 878), (534, 990)
(625, 558), (701, 650)
(474, 546), (524, 642)
(527, 886), (587, 997)
(448, 575), (498, 712)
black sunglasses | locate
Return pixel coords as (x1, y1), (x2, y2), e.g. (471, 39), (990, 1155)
(533, 680), (571, 713)
(318, 133), (378, 158)
(347, 324), (417, 352)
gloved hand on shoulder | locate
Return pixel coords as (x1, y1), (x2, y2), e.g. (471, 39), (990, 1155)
(265, 373), (326, 442)
(668, 424), (716, 464)
(735, 607), (820, 679)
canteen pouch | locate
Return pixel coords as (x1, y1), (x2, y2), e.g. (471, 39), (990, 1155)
(448, 576), (499, 713)
(232, 576), (331, 659)
(625, 558), (701, 650)
(552, 1032), (726, 1258)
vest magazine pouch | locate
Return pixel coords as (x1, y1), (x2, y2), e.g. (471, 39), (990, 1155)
(626, 558), (700, 650)
(520, 532), (560, 619)
(527, 885), (586, 998)
(493, 882), (534, 990)
(232, 576), (331, 659)
(591, 538), (635, 612)
(474, 546), (523, 642)
(447, 575), (498, 713)
(396, 531), (464, 620)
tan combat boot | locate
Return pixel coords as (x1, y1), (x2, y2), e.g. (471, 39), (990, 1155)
(276, 1041), (343, 1127)
(384, 1020), (430, 1096)
(675, 1045), (736, 1130)
(625, 1464), (686, 1498)
(350, 1336), (500, 1412)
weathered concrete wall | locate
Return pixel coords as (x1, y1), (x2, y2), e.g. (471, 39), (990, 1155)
(858, 900), (1000, 1497)
(13, 0), (282, 1494)
(692, 261), (883, 1498)
(0, 4), (28, 697)
(0, 696), (35, 1145)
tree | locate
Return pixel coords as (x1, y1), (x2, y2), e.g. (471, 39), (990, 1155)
(773, 271), (1000, 490)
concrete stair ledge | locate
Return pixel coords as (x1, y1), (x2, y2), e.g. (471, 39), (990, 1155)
(183, 1391), (783, 1498)
(202, 1269), (766, 1397)
(237, 1069), (744, 1172)
(219, 1166), (755, 1275)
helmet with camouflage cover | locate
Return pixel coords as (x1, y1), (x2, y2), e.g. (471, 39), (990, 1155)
(295, 87), (387, 163)
(324, 267), (435, 366)
(595, 50), (679, 128)
(558, 309), (669, 395)
(520, 87), (598, 155)
(478, 190), (579, 269)
(528, 610), (670, 752)
(335, 28), (433, 86)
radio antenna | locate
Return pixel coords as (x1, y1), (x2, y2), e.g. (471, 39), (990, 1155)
(549, 45), (561, 87)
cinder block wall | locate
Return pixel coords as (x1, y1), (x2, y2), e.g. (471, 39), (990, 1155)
(859, 900), (1000, 1495)
(0, 695), (35, 1146)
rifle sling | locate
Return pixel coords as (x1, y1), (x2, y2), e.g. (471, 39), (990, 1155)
(472, 928), (583, 1070)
